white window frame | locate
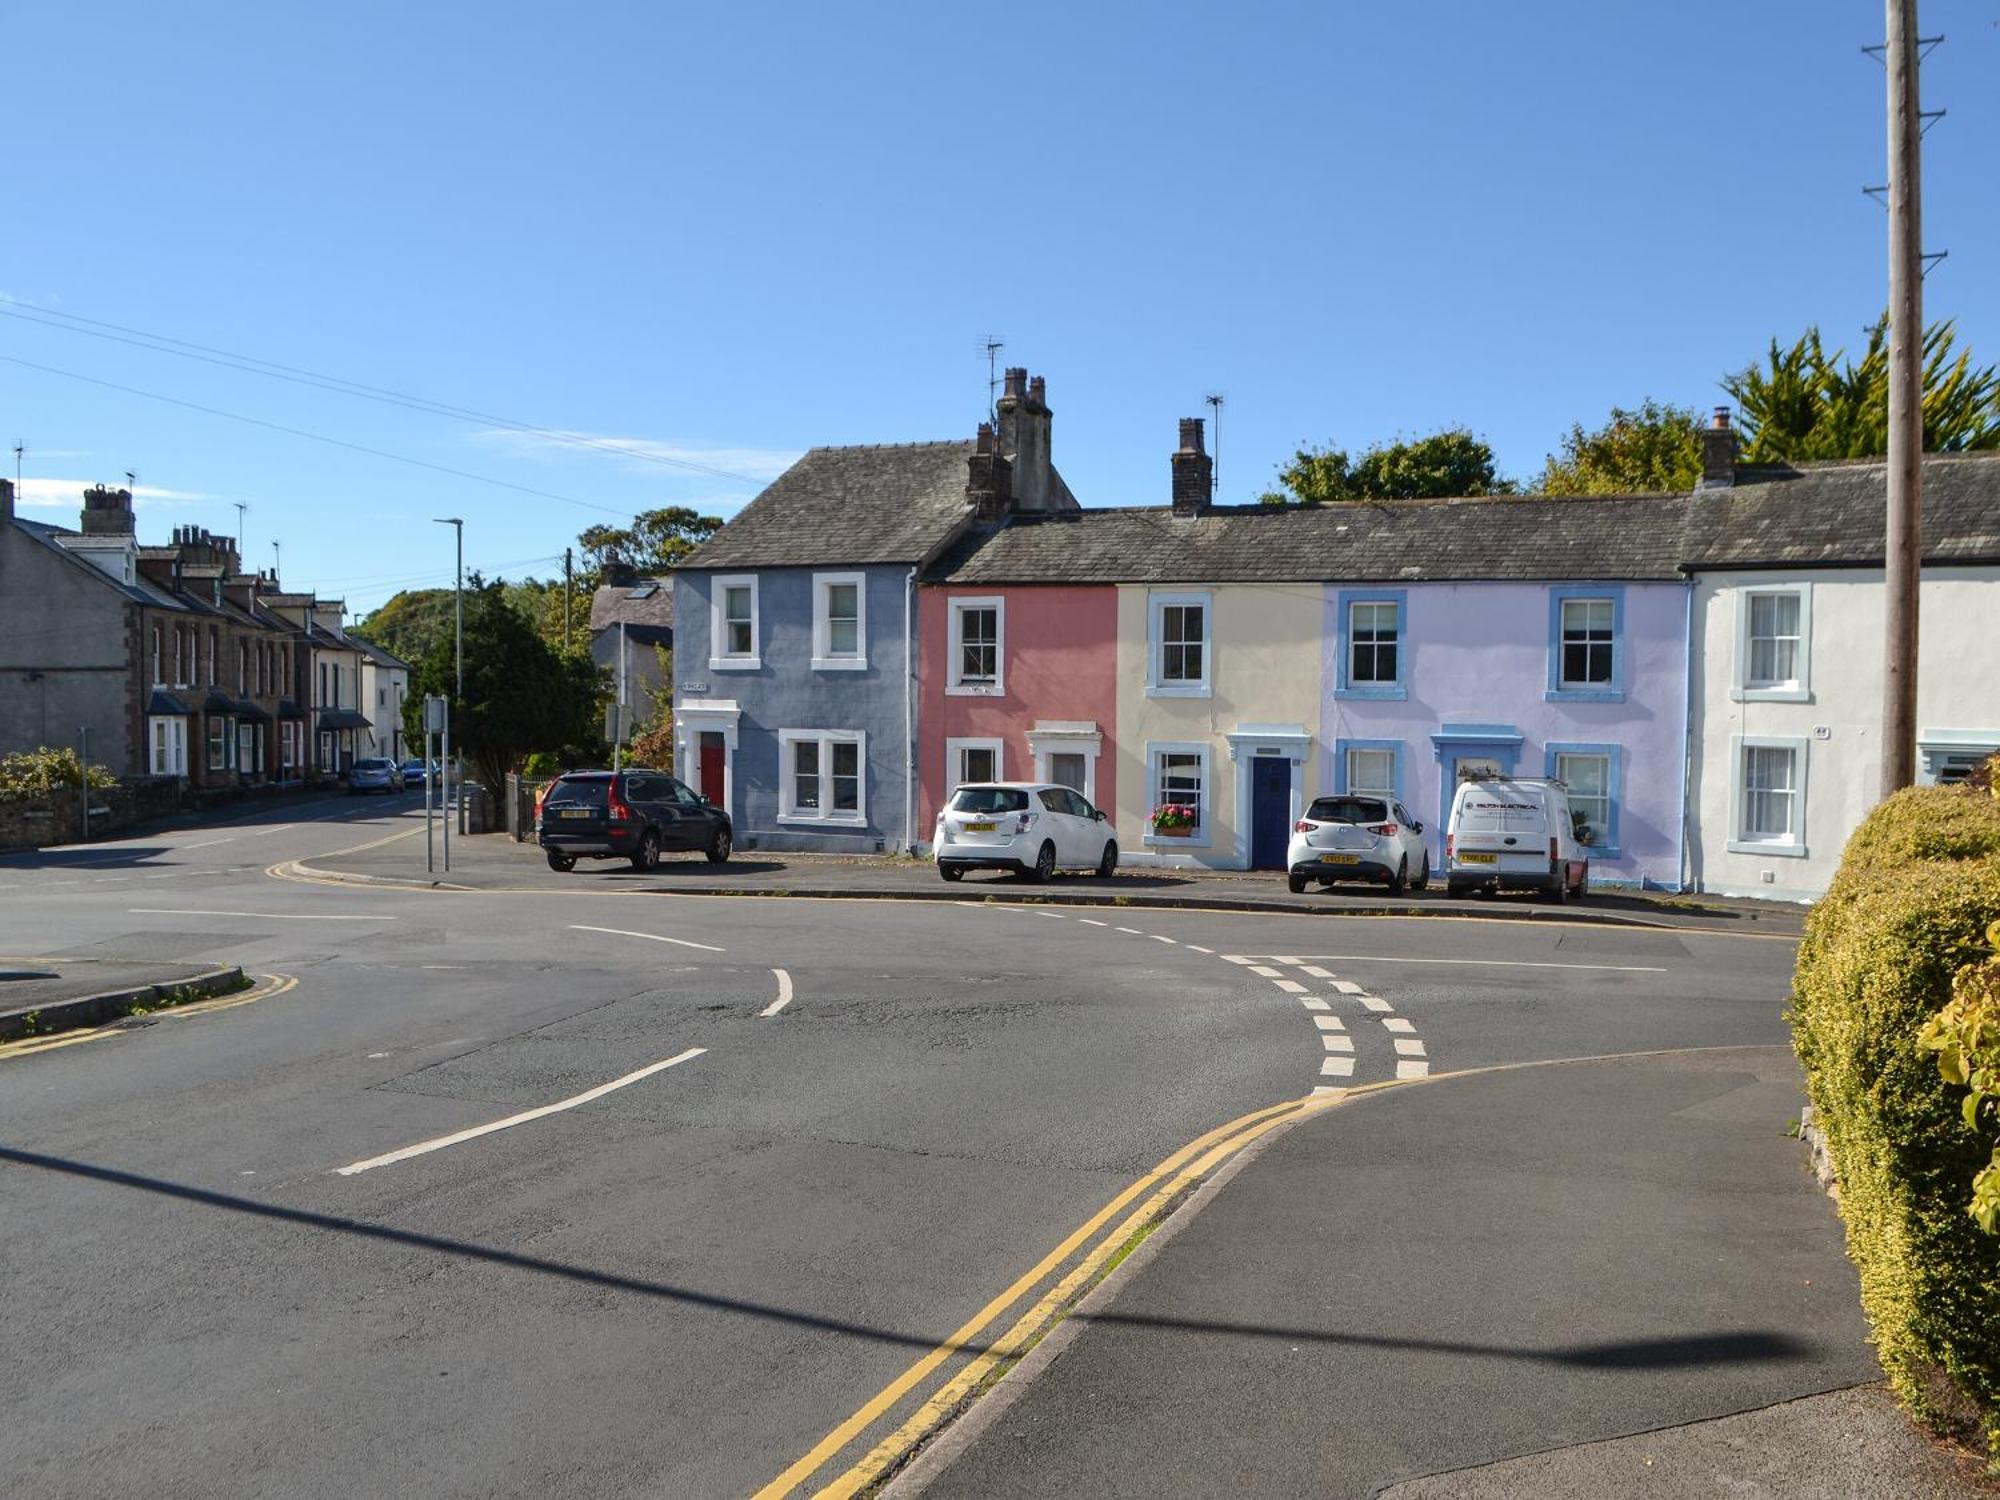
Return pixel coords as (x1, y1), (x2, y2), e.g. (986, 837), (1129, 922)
(777, 728), (867, 826)
(1557, 597), (1616, 690)
(148, 717), (186, 777)
(1347, 600), (1400, 687)
(1554, 750), (1612, 847)
(811, 572), (868, 671)
(1027, 721), (1103, 807)
(1148, 591), (1212, 698)
(709, 574), (762, 672)
(946, 596), (1005, 696)
(1345, 746), (1398, 801)
(944, 736), (1005, 796)
(1145, 740), (1211, 847)
(1727, 734), (1809, 858)
(1732, 583), (1813, 702)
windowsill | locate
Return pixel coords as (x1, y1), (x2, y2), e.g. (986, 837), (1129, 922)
(1144, 831), (1210, 848)
(946, 683), (1003, 697)
(1545, 688), (1626, 704)
(1726, 838), (1808, 859)
(811, 657), (869, 672)
(1730, 687), (1812, 704)
(1580, 845), (1623, 861)
(1147, 683), (1212, 699)
(777, 812), (867, 828)
(1334, 685), (1408, 701)
(708, 657), (762, 673)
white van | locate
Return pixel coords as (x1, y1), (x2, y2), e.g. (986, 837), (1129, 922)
(1444, 777), (1589, 903)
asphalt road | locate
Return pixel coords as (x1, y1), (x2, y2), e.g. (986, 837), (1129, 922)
(0, 798), (1828, 1498)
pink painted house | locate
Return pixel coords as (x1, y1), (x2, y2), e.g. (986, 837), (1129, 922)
(917, 582), (1119, 840)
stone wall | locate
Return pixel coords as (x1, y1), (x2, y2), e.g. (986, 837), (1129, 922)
(0, 775), (182, 851)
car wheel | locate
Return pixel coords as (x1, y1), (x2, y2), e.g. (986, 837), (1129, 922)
(1096, 840), (1118, 879)
(1544, 870), (1568, 905)
(630, 829), (661, 872)
(1287, 871), (1308, 894)
(1030, 841), (1057, 882)
(1413, 852), (1430, 891)
(546, 852), (575, 873)
(938, 863), (964, 883)
(1389, 857), (1408, 894)
(706, 827), (731, 865)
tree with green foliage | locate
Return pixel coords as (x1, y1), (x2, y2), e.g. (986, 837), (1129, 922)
(1537, 400), (1704, 495)
(1725, 319), (2000, 461)
(352, 587), (458, 668)
(402, 579), (604, 794)
(1259, 428), (1513, 505)
(576, 506), (724, 574)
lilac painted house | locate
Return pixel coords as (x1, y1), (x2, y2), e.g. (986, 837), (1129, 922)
(1316, 491), (1693, 888)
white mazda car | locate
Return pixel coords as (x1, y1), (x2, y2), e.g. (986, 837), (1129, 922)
(933, 782), (1118, 882)
(1287, 793), (1431, 893)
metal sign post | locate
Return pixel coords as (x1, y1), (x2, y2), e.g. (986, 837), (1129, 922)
(424, 695), (449, 874)
(78, 726), (91, 843)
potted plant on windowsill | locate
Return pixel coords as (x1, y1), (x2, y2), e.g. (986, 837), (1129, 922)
(1150, 803), (1198, 838)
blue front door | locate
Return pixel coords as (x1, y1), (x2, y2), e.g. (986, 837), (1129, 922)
(1250, 755), (1292, 870)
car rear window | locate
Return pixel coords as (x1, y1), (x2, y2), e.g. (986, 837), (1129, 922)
(1306, 796), (1388, 825)
(354, 759), (391, 771)
(950, 787), (1029, 814)
(546, 777), (610, 809)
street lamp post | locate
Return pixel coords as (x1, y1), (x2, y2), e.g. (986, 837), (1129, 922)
(434, 517), (464, 832)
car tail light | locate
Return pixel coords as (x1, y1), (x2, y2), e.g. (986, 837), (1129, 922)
(1445, 833), (1455, 858)
(608, 784), (633, 823)
(1548, 836), (1559, 861)
(1014, 811), (1038, 834)
(1294, 820), (1314, 833)
(1372, 823), (1397, 836)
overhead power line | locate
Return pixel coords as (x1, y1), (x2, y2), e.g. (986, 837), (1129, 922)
(0, 300), (766, 487)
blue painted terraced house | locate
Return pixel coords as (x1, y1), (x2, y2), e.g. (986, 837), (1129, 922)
(672, 369), (1079, 852)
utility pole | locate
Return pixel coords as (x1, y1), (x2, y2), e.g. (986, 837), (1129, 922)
(271, 539), (280, 581)
(564, 546), (574, 651)
(1881, 0), (1923, 796)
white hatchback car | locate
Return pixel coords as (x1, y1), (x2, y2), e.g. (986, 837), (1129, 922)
(1286, 793), (1432, 894)
(934, 782), (1118, 883)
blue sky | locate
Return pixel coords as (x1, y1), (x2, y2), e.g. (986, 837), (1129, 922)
(7, 2), (1996, 618)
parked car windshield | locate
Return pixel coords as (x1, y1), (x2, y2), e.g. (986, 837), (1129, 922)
(1306, 796), (1389, 825)
(949, 787), (1029, 814)
(545, 776), (610, 809)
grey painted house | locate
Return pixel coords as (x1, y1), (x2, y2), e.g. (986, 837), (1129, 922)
(589, 567), (673, 734)
(672, 369), (1078, 852)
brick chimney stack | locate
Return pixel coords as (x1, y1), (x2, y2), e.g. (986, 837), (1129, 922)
(81, 484), (137, 536)
(995, 367), (1055, 511)
(966, 421), (1014, 521)
(1699, 406), (1739, 489)
(0, 477), (11, 525)
(1171, 418), (1213, 516)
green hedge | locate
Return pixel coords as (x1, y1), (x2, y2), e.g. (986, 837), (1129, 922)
(1793, 785), (2000, 1456)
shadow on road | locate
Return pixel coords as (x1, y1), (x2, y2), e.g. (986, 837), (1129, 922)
(0, 845), (178, 871)
(2, 1144), (1815, 1376)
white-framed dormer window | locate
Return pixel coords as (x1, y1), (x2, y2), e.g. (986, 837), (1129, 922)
(778, 728), (866, 825)
(1733, 584), (1812, 702)
(947, 597), (1004, 696)
(812, 572), (867, 671)
(1148, 591), (1211, 697)
(710, 575), (761, 671)
(1728, 735), (1808, 858)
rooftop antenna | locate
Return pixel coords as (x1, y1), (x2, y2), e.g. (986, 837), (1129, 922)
(271, 539), (281, 582)
(12, 441), (21, 498)
(234, 501), (248, 559)
(982, 335), (1005, 422)
(1204, 393), (1225, 502)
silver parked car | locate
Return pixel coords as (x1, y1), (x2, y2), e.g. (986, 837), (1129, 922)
(1287, 794), (1430, 893)
(346, 757), (405, 794)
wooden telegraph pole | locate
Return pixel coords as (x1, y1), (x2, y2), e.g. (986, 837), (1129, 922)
(1880, 0), (1923, 796)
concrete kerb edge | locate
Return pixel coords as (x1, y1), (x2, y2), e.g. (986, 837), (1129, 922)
(0, 965), (247, 1042)
(874, 1088), (1329, 1499)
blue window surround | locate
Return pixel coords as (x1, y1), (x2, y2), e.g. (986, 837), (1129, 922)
(1545, 584), (1626, 703)
(1544, 740), (1623, 858)
(1334, 589), (1409, 700)
(1429, 724), (1523, 849)
(1332, 738), (1406, 802)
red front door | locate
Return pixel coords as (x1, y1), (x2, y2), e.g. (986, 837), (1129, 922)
(699, 733), (725, 805)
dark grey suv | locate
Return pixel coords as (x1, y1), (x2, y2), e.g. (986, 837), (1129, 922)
(536, 770), (732, 873)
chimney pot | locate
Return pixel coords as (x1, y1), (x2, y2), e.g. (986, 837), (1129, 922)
(975, 421), (995, 455)
(1177, 417), (1206, 454)
(1712, 406), (1731, 430)
(1001, 367), (1028, 403)
(1027, 374), (1046, 408)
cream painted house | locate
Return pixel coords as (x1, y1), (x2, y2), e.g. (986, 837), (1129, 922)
(1685, 455), (2000, 902)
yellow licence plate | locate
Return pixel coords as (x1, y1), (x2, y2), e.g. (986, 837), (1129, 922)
(1323, 853), (1359, 865)
(560, 809), (592, 819)
(1458, 852), (1497, 865)
(963, 821), (996, 833)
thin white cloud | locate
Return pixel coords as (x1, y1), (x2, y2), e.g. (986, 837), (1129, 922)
(474, 427), (799, 483)
(15, 477), (212, 508)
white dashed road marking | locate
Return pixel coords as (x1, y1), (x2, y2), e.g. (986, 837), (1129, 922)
(759, 968), (795, 1018)
(1381, 1017), (1416, 1034)
(1220, 954), (1438, 1089)
(569, 924), (725, 953)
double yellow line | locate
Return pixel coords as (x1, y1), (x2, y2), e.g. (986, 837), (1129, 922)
(756, 1084), (1385, 1500)
(0, 972), (298, 1062)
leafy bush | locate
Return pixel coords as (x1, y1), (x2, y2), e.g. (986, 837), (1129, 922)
(0, 747), (116, 799)
(1793, 785), (2000, 1457)
(1918, 938), (2000, 1234)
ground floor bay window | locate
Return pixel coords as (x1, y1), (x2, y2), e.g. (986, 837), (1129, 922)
(779, 729), (866, 827)
(149, 716), (188, 777)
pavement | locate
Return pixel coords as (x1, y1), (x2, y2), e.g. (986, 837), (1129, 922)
(0, 955), (246, 1040)
(288, 820), (1808, 938)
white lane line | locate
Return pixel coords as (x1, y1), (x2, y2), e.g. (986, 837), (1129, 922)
(1185, 944), (1213, 954)
(1331, 980), (1365, 995)
(1312, 1084), (1345, 1096)
(1396, 1060), (1431, 1079)
(1381, 1017), (1416, 1034)
(1360, 996), (1395, 1013)
(178, 836), (239, 850)
(759, 968), (794, 1018)
(1274, 979), (1308, 995)
(1270, 955), (1303, 965)
(1149, 935), (1177, 945)
(1221, 955), (1256, 965)
(1300, 965), (1337, 979)
(1283, 954), (1670, 974)
(1301, 997), (1332, 1012)
(1078, 918), (1109, 927)
(1320, 1056), (1357, 1078)
(1321, 1034), (1355, 1053)
(1394, 1038), (1429, 1057)
(569, 924), (725, 953)
(128, 908), (393, 921)
(334, 1047), (706, 1176)
(1312, 1016), (1345, 1031)
(1115, 927), (1143, 935)
(1249, 966), (1284, 979)
(1034, 911), (1066, 920)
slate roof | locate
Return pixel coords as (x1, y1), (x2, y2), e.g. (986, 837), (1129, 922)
(678, 441), (984, 570)
(588, 577), (674, 634)
(931, 491), (1697, 585)
(1681, 452), (2000, 570)
(11, 518), (190, 610)
(354, 638), (411, 672)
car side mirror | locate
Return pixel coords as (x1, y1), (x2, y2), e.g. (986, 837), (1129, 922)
(1410, 821), (1424, 835)
(1094, 809), (1107, 821)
